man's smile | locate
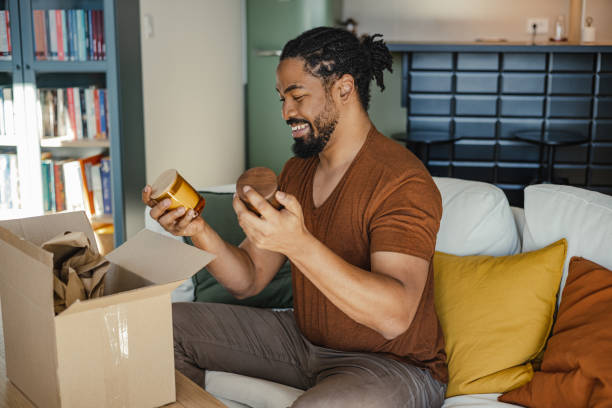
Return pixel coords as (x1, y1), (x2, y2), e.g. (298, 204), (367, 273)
(291, 122), (312, 139)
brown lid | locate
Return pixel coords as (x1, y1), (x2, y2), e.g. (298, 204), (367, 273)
(150, 169), (178, 199)
(236, 167), (278, 202)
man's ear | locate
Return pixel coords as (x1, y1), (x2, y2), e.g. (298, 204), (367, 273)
(336, 74), (355, 103)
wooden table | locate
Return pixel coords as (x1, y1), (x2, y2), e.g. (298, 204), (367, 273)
(0, 305), (226, 408)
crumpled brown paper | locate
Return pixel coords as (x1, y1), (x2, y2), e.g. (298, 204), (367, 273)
(42, 231), (110, 315)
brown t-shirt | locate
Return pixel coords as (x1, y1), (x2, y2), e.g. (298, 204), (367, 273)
(278, 126), (448, 383)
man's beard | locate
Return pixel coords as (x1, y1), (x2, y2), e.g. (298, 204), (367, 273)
(290, 102), (338, 159)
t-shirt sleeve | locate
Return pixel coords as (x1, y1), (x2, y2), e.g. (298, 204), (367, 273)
(369, 172), (442, 261)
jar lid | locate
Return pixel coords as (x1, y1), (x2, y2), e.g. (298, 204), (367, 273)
(150, 168), (178, 199)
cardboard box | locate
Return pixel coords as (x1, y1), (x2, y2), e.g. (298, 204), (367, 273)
(0, 211), (215, 408)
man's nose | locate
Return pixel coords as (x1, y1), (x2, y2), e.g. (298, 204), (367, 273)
(282, 101), (297, 121)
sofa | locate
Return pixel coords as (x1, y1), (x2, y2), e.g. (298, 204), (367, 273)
(145, 178), (612, 408)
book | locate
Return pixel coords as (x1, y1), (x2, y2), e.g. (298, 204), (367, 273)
(0, 10), (10, 60)
(93, 87), (101, 137)
(62, 159), (86, 212)
(0, 154), (10, 209)
(2, 87), (13, 136)
(53, 160), (66, 212)
(99, 89), (107, 139)
(66, 87), (77, 140)
(8, 153), (19, 209)
(100, 156), (112, 214)
(48, 10), (57, 60)
(73, 87), (83, 139)
(77, 9), (86, 61)
(56, 88), (67, 137)
(33, 10), (47, 60)
(90, 163), (103, 215)
(5, 10), (10, 57)
(78, 153), (104, 215)
(87, 10), (93, 60)
(55, 9), (64, 61)
(40, 89), (56, 138)
(41, 158), (55, 212)
(85, 87), (96, 139)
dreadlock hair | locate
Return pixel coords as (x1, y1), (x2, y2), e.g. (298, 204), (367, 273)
(280, 26), (393, 112)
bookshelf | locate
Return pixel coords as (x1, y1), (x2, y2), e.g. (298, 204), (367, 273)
(0, 0), (145, 247)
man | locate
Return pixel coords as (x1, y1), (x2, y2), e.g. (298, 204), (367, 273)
(143, 27), (447, 407)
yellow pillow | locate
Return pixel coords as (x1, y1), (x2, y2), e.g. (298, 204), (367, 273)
(434, 239), (567, 397)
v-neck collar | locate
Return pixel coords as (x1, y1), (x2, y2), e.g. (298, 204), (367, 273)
(308, 126), (376, 212)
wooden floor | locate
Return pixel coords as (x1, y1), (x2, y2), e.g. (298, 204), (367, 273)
(0, 304), (226, 408)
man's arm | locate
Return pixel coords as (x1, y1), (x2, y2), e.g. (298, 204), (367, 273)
(143, 185), (286, 299)
(237, 187), (428, 340)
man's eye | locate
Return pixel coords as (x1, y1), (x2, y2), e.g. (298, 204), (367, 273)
(294, 95), (304, 101)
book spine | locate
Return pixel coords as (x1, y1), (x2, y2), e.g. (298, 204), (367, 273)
(79, 159), (94, 215)
(85, 87), (96, 139)
(87, 10), (93, 61)
(73, 87), (83, 139)
(55, 10), (64, 61)
(79, 88), (87, 138)
(71, 10), (78, 61)
(0, 154), (9, 209)
(100, 157), (112, 215)
(0, 10), (8, 59)
(53, 161), (65, 212)
(92, 10), (99, 61)
(33, 11), (44, 59)
(91, 163), (103, 215)
(66, 87), (76, 140)
(93, 87), (101, 138)
(48, 10), (57, 60)
(100, 10), (105, 60)
(66, 9), (73, 61)
(62, 160), (85, 212)
(56, 88), (66, 137)
(2, 87), (13, 136)
(8, 153), (19, 209)
(99, 89), (106, 139)
(41, 159), (52, 212)
(5, 10), (10, 55)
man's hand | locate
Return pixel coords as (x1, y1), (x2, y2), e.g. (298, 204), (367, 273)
(233, 186), (309, 256)
(142, 185), (206, 237)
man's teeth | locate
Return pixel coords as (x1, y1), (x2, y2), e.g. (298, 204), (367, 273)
(291, 124), (308, 131)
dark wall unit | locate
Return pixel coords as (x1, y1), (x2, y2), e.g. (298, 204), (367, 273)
(390, 43), (612, 206)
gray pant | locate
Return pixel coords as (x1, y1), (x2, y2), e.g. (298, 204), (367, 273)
(173, 302), (446, 408)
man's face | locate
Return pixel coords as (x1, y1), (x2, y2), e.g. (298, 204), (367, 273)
(276, 58), (338, 158)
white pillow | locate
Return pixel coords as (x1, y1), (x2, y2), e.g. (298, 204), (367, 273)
(433, 177), (521, 256)
(523, 184), (612, 306)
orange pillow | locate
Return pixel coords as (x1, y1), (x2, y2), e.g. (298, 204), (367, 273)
(499, 257), (612, 407)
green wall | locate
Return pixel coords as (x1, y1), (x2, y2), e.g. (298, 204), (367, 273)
(367, 52), (406, 139)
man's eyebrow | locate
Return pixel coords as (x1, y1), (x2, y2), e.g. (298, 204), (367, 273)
(276, 84), (304, 94)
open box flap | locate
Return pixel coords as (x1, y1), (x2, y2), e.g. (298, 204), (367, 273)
(104, 229), (215, 285)
(57, 280), (185, 318)
(0, 211), (97, 251)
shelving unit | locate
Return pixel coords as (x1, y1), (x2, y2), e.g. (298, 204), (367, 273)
(0, 0), (145, 247)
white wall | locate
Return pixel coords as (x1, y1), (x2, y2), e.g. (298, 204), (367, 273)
(343, 0), (612, 43)
(139, 0), (245, 189)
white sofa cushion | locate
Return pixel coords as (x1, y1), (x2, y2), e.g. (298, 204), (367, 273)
(523, 184), (612, 306)
(205, 371), (305, 408)
(433, 177), (521, 256)
(442, 393), (518, 407)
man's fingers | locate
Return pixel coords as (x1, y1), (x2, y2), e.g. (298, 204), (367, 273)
(176, 209), (197, 230)
(142, 185), (159, 207)
(158, 206), (187, 227)
(243, 186), (277, 219)
(275, 190), (301, 214)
